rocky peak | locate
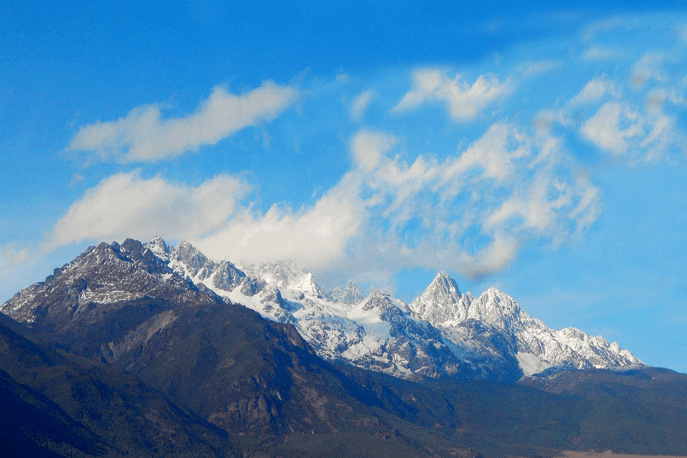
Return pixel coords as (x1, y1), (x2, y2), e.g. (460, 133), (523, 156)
(434, 271), (462, 296)
(360, 291), (392, 311)
(146, 236), (170, 259)
(329, 281), (365, 304)
(172, 241), (209, 272)
(409, 271), (467, 325)
(241, 261), (324, 298)
(467, 287), (523, 330)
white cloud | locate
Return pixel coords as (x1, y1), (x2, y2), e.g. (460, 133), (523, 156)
(67, 82), (297, 163)
(581, 101), (644, 155)
(335, 125), (600, 281)
(350, 130), (397, 173)
(350, 89), (375, 122)
(570, 76), (618, 105)
(194, 172), (366, 270)
(392, 69), (510, 121)
(46, 171), (250, 249)
(438, 123), (530, 192)
(630, 52), (666, 87)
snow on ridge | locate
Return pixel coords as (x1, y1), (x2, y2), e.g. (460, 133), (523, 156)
(141, 237), (644, 380)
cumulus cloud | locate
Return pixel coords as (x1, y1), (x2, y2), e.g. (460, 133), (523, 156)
(392, 69), (510, 121)
(67, 82), (297, 163)
(194, 173), (366, 270)
(46, 171), (250, 249)
(350, 89), (375, 122)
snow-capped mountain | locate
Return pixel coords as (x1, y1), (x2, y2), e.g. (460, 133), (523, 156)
(1, 237), (642, 381)
(409, 273), (642, 376)
(142, 237), (643, 380)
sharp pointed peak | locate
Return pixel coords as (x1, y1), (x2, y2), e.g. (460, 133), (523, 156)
(427, 271), (461, 295)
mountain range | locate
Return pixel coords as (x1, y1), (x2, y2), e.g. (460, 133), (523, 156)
(0, 237), (685, 458)
(144, 237), (642, 381)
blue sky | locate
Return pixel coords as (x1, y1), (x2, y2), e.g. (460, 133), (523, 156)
(2, 1), (687, 373)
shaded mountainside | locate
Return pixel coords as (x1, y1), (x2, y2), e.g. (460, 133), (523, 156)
(0, 313), (236, 458)
(1, 238), (686, 458)
(520, 365), (687, 408)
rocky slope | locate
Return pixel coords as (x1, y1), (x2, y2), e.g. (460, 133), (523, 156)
(0, 312), (236, 458)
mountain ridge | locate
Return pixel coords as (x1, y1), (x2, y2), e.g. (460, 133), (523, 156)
(140, 237), (643, 380)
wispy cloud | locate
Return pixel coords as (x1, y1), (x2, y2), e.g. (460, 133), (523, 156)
(520, 60), (561, 77)
(630, 51), (666, 87)
(350, 130), (397, 173)
(67, 82), (297, 163)
(581, 45), (621, 61)
(316, 124), (599, 282)
(392, 69), (510, 121)
(569, 76), (619, 105)
(579, 95), (685, 163)
(0, 243), (29, 271)
(350, 89), (375, 122)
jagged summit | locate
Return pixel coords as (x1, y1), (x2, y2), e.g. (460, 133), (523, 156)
(409, 271), (469, 326)
(147, 235), (170, 256)
(328, 281), (366, 305)
(434, 271), (462, 295)
(141, 238), (642, 379)
(239, 260), (325, 298)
